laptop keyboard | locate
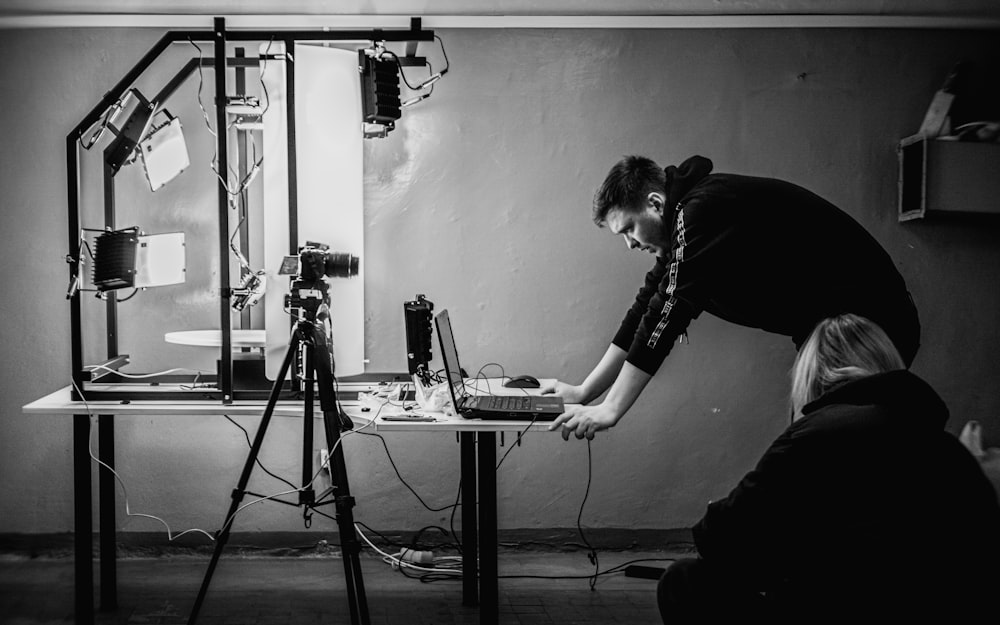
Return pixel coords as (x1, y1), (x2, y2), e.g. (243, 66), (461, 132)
(485, 395), (532, 411)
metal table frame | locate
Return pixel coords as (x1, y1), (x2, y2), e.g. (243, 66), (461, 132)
(24, 383), (560, 625)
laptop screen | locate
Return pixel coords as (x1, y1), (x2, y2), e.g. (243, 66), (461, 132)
(433, 309), (467, 406)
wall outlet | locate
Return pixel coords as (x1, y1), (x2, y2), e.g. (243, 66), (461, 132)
(319, 448), (333, 482)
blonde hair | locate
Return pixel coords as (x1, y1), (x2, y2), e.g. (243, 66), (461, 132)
(790, 314), (905, 418)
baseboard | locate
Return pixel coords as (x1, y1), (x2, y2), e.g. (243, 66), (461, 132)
(0, 528), (694, 558)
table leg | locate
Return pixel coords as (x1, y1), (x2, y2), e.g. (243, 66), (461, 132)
(476, 432), (498, 625)
(98, 414), (117, 610)
(73, 414), (94, 625)
(460, 432), (478, 606)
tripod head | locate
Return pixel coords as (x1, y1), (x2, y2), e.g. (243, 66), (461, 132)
(279, 242), (360, 432)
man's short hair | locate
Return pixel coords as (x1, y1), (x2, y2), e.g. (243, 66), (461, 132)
(592, 155), (666, 226)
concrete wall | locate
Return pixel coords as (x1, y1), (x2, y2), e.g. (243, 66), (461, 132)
(1, 26), (998, 540)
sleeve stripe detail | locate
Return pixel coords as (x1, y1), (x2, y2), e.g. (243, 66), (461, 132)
(648, 299), (675, 346)
(671, 203), (687, 265)
(647, 209), (687, 349)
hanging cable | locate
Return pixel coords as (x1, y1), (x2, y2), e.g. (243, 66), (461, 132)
(578, 439), (600, 590)
(71, 379), (216, 543)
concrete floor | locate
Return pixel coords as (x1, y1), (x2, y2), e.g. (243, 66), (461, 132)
(0, 550), (680, 624)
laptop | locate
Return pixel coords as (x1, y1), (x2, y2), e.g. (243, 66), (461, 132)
(434, 309), (564, 421)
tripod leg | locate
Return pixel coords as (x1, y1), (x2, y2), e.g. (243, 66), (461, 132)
(307, 330), (370, 625)
(300, 344), (316, 511)
(322, 410), (371, 625)
(298, 313), (370, 625)
(187, 337), (298, 625)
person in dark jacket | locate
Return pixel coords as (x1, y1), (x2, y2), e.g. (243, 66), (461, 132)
(657, 314), (1000, 622)
(546, 155), (920, 441)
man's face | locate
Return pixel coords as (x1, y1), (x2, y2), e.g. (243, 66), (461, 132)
(604, 192), (669, 257)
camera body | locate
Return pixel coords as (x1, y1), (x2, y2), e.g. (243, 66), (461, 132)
(281, 241), (359, 319)
(298, 246), (359, 282)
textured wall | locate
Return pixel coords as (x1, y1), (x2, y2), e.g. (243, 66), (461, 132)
(1, 26), (998, 540)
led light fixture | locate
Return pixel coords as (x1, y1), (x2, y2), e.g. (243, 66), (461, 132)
(139, 111), (190, 192)
(92, 227), (186, 292)
(359, 51), (401, 138)
(104, 90), (156, 175)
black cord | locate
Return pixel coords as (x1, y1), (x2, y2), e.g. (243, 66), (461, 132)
(344, 384), (465, 555)
(449, 479), (463, 555)
(386, 35), (450, 95)
(334, 367), (616, 590)
(435, 35), (450, 74)
(578, 439), (600, 590)
(417, 363), (445, 385)
(355, 430), (460, 513)
(189, 36), (253, 199)
(115, 288), (140, 302)
(499, 557), (678, 581)
(381, 50), (426, 91)
(397, 559), (461, 584)
(386, 36), (449, 92)
(80, 94), (124, 149)
(470, 363), (508, 395)
(356, 521), (459, 554)
(409, 525), (452, 549)
(354, 427), (676, 586)
(223, 414), (298, 490)
(498, 556), (678, 581)
(258, 37), (275, 118)
(597, 556), (678, 576)
(355, 521), (410, 551)
(187, 38), (215, 137)
(496, 416), (537, 470)
(356, 521), (462, 583)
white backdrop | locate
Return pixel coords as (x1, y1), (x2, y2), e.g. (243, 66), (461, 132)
(261, 43), (365, 379)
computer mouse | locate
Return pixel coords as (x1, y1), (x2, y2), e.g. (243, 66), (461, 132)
(504, 374), (540, 389)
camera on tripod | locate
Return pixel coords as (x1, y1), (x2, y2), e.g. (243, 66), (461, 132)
(280, 241), (359, 317)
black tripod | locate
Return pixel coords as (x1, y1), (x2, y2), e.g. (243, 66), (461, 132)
(187, 309), (370, 625)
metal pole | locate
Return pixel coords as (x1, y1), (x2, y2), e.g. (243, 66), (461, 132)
(98, 415), (117, 610)
(213, 17), (233, 403)
(73, 414), (94, 625)
(461, 432), (479, 605)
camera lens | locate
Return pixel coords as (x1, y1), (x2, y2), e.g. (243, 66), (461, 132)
(324, 252), (360, 278)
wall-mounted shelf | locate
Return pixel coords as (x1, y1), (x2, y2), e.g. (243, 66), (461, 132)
(897, 134), (1000, 222)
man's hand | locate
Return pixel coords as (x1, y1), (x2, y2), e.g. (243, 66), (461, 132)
(539, 380), (589, 404)
(548, 403), (620, 441)
(546, 361), (652, 442)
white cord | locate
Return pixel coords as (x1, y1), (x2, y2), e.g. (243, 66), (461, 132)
(354, 524), (463, 575)
(72, 379), (216, 542)
(85, 364), (211, 380)
(70, 378), (376, 542)
(188, 38), (268, 210)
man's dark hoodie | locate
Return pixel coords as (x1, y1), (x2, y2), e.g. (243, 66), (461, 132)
(693, 370), (1000, 618)
(613, 156), (921, 372)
